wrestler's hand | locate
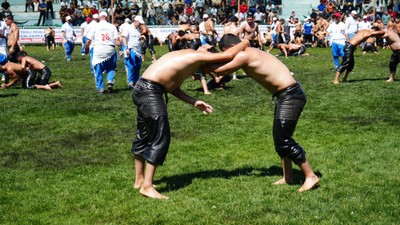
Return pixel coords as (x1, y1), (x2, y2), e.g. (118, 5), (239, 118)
(194, 100), (213, 114)
(9, 48), (14, 54)
(1, 83), (7, 89)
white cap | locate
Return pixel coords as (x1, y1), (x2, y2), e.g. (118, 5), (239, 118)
(66, 16), (72, 21)
(363, 15), (367, 19)
(203, 14), (209, 19)
(92, 14), (99, 19)
(100, 11), (108, 17)
(351, 10), (357, 15)
(134, 15), (145, 24)
(125, 18), (131, 23)
(272, 17), (277, 21)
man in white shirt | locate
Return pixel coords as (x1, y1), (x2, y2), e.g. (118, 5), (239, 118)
(345, 10), (358, 40)
(62, 16), (76, 62)
(85, 13), (99, 74)
(326, 13), (346, 70)
(358, 16), (371, 31)
(80, 17), (91, 55)
(85, 11), (120, 93)
(122, 15), (144, 89)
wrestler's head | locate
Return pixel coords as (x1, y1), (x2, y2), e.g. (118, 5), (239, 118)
(218, 34), (241, 51)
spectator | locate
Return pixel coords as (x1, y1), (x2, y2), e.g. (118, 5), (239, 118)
(254, 8), (263, 24)
(167, 3), (174, 20)
(59, 5), (68, 24)
(0, 0), (12, 21)
(82, 4), (91, 19)
(60, 0), (69, 8)
(147, 3), (156, 25)
(37, 0), (47, 26)
(196, 0), (205, 19)
(141, 0), (148, 21)
(358, 15), (371, 31)
(90, 5), (99, 17)
(132, 2), (140, 16)
(75, 4), (84, 25)
(67, 3), (77, 25)
(46, 0), (54, 19)
(25, 0), (35, 12)
(239, 1), (248, 14)
(158, 10), (169, 25)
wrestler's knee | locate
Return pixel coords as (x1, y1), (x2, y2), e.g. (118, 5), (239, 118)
(275, 145), (306, 165)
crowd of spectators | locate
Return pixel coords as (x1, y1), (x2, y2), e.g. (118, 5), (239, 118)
(50, 0), (282, 26)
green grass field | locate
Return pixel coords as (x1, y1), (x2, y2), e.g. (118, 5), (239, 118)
(1, 44), (399, 224)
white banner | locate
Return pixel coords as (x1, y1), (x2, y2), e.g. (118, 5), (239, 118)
(19, 25), (271, 44)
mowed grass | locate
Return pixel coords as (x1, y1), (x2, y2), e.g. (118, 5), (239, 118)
(0, 44), (399, 224)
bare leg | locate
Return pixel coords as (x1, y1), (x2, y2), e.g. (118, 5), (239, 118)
(387, 72), (395, 82)
(333, 71), (341, 84)
(232, 71), (238, 80)
(34, 84), (52, 90)
(134, 155), (145, 189)
(273, 157), (294, 185)
(342, 70), (350, 82)
(201, 79), (211, 95)
(142, 54), (145, 62)
(151, 53), (157, 62)
(49, 80), (62, 88)
(139, 162), (169, 199)
(297, 160), (319, 192)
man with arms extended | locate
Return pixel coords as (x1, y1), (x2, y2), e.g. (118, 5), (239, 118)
(333, 27), (384, 84)
(131, 38), (249, 199)
(206, 34), (319, 192)
(381, 29), (400, 82)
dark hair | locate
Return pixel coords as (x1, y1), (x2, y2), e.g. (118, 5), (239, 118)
(371, 26), (381, 31)
(177, 30), (185, 37)
(218, 34), (241, 51)
(229, 16), (238, 22)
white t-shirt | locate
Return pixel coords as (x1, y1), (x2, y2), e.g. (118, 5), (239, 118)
(121, 24), (141, 55)
(62, 22), (75, 41)
(326, 21), (346, 45)
(87, 20), (119, 47)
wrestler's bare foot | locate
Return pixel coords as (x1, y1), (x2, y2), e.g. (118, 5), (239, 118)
(273, 177), (294, 185)
(333, 80), (340, 84)
(386, 78), (395, 82)
(55, 81), (62, 88)
(44, 84), (52, 90)
(204, 91), (212, 95)
(140, 186), (169, 199)
(298, 175), (319, 192)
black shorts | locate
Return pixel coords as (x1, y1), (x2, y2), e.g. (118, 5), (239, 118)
(362, 42), (377, 53)
(272, 82), (307, 164)
(131, 78), (170, 165)
(45, 35), (55, 47)
(336, 42), (355, 73)
(290, 45), (306, 56)
(389, 49), (400, 73)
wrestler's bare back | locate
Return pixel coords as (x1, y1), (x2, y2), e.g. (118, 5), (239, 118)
(349, 29), (384, 46)
(216, 48), (296, 94)
(223, 22), (240, 36)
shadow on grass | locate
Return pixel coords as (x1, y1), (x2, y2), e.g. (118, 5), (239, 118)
(0, 93), (18, 98)
(156, 166), (323, 192)
(345, 78), (387, 83)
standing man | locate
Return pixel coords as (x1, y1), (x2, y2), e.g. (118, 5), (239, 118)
(5, 15), (21, 63)
(326, 13), (346, 70)
(80, 17), (91, 55)
(223, 16), (240, 80)
(239, 11), (262, 48)
(37, 0), (47, 26)
(86, 14), (99, 74)
(62, 16), (76, 62)
(208, 34), (319, 193)
(302, 17), (313, 47)
(333, 28), (385, 84)
(381, 29), (400, 82)
(345, 10), (358, 40)
(46, 0), (54, 19)
(0, 19), (7, 82)
(85, 11), (120, 93)
(131, 38), (249, 199)
(122, 15), (143, 89)
(140, 21), (157, 63)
